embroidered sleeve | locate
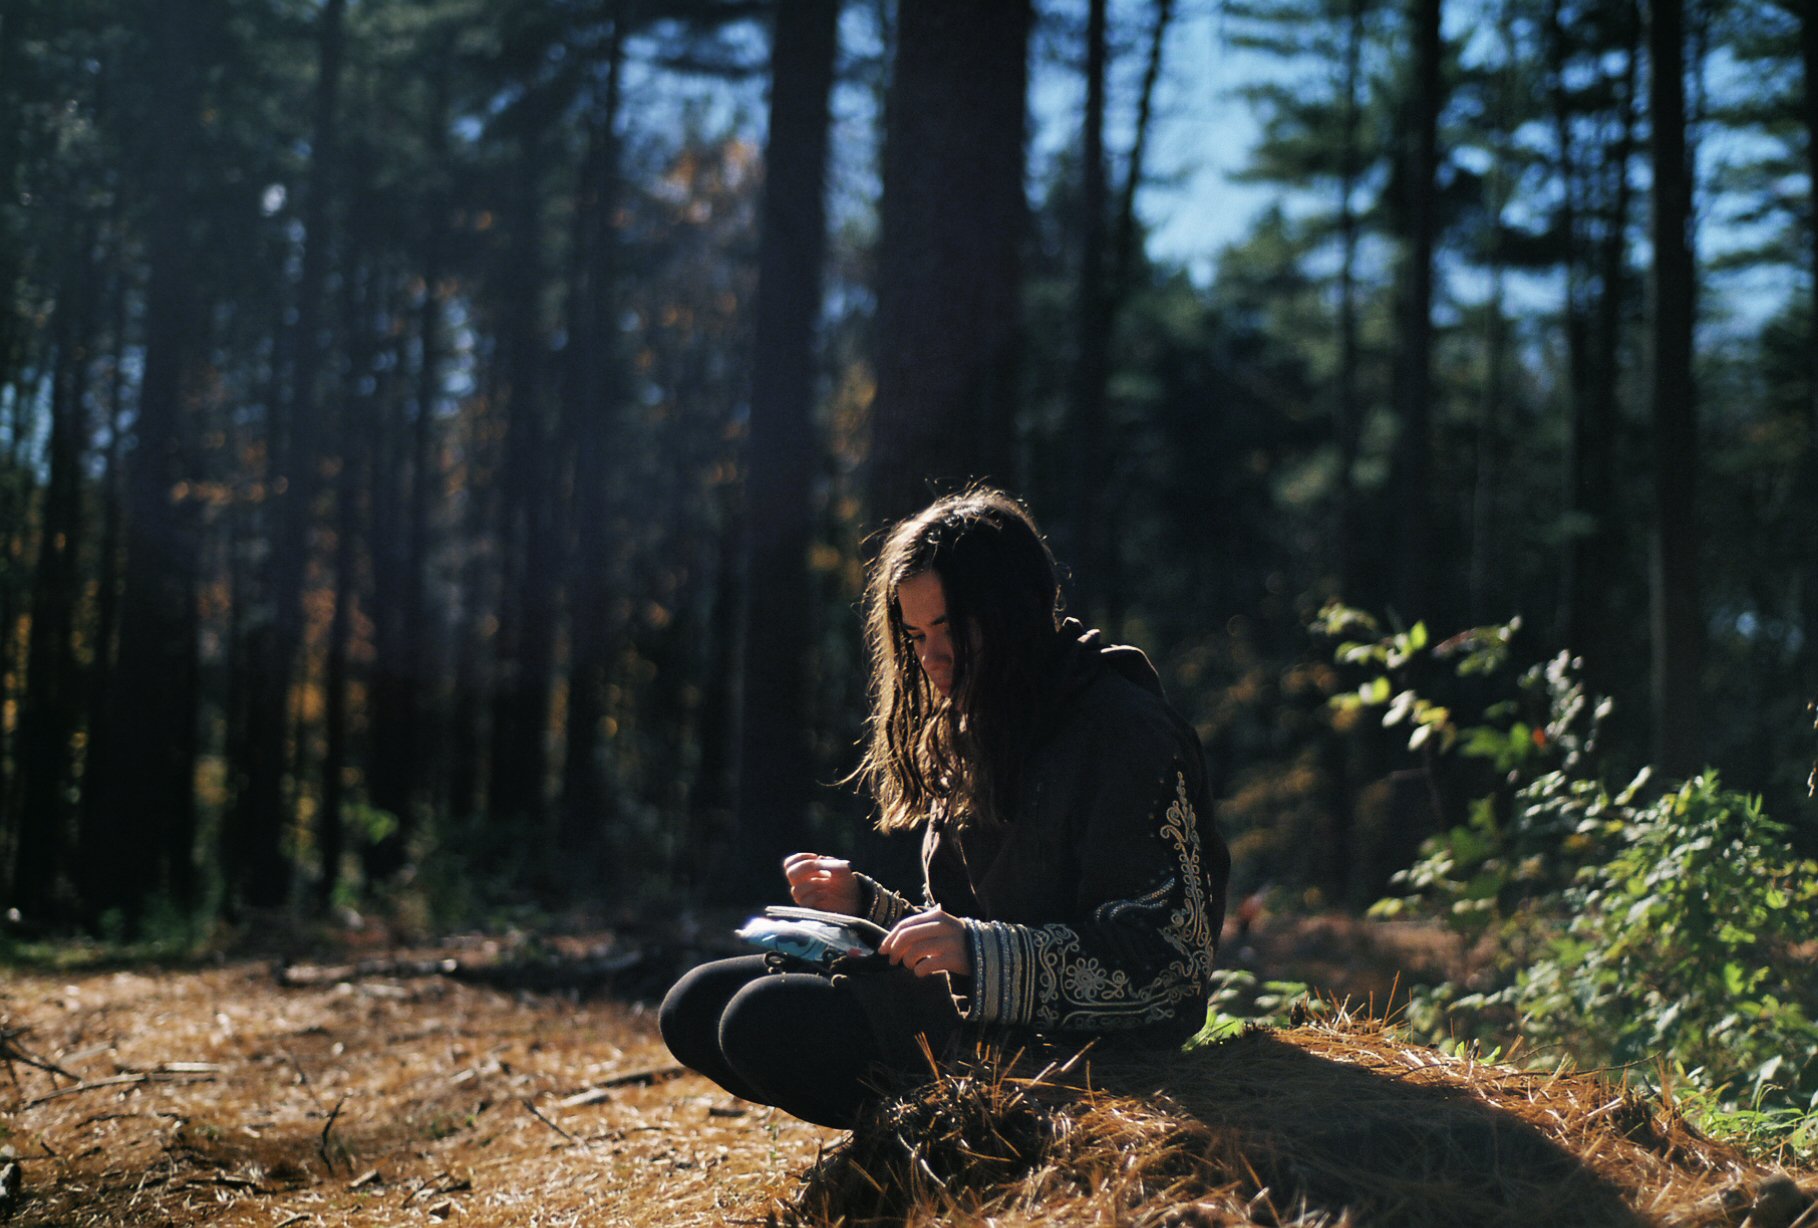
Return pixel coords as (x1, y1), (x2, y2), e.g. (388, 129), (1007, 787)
(958, 766), (1222, 1032)
(854, 873), (915, 930)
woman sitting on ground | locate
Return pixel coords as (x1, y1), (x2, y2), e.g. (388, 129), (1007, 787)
(660, 487), (1230, 1129)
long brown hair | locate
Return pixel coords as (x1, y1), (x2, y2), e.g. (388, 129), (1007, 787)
(852, 488), (1062, 832)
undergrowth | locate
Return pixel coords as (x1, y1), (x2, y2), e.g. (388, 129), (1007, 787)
(1312, 604), (1818, 1163)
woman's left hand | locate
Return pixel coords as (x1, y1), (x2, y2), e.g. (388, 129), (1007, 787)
(878, 908), (972, 978)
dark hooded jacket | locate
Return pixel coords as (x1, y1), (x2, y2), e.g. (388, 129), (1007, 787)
(855, 620), (1231, 1046)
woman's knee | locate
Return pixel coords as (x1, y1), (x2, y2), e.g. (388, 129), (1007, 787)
(718, 973), (862, 1079)
(659, 956), (768, 1067)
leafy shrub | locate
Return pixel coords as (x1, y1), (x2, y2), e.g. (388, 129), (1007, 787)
(1318, 604), (1818, 1150)
(1502, 774), (1818, 1115)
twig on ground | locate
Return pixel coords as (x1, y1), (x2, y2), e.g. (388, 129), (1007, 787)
(1, 1024), (81, 1082)
(602, 1065), (686, 1089)
(24, 1072), (215, 1108)
(318, 1094), (347, 1174)
(522, 1097), (593, 1150)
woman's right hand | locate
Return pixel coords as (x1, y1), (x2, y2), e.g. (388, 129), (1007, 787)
(782, 852), (861, 915)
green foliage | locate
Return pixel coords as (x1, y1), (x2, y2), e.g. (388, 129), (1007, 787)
(1500, 775), (1818, 1117)
(1191, 969), (1326, 1046)
(0, 894), (218, 968)
(1317, 601), (1545, 766)
(343, 803), (400, 847)
(1328, 606), (1818, 1151)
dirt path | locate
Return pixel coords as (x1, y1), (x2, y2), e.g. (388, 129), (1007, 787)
(0, 956), (834, 1226)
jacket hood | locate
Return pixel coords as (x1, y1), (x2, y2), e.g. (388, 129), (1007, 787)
(1045, 617), (1168, 713)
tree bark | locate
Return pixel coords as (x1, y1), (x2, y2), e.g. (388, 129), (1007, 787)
(1336, 0), (1366, 604)
(486, 127), (558, 836)
(725, 0), (840, 897)
(1797, 0), (1818, 697)
(14, 220), (96, 918)
(365, 55), (452, 883)
(559, 24), (629, 882)
(1390, 0), (1442, 621)
(1582, 6), (1639, 686)
(1547, 0), (1595, 655)
(870, 0), (1031, 523)
(318, 368), (362, 911)
(85, 0), (207, 924)
(79, 224), (131, 881)
(232, 0), (347, 909)
(1646, 0), (1702, 776)
(1068, 0), (1112, 615)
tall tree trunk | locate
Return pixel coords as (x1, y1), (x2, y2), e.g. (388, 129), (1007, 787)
(870, 0), (1031, 522)
(1111, 0), (1174, 303)
(694, 477), (743, 893)
(1548, 0), (1596, 654)
(1069, 0), (1112, 616)
(320, 240), (385, 910)
(86, 0), (207, 925)
(1335, 0), (1366, 604)
(365, 57), (452, 883)
(1468, 0), (1520, 625)
(1647, 0), (1702, 776)
(1390, 0), (1442, 621)
(14, 221), (96, 918)
(0, 1), (25, 398)
(80, 230), (131, 872)
(1797, 0), (1818, 695)
(449, 360), (505, 826)
(722, 0), (840, 898)
(318, 379), (362, 912)
(487, 128), (557, 836)
(232, 0), (346, 909)
(1095, 0), (1175, 634)
(559, 28), (628, 884)
(0, 0), (30, 863)
(1578, 7), (1640, 686)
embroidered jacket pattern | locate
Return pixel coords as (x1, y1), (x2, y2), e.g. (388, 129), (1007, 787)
(855, 624), (1230, 1043)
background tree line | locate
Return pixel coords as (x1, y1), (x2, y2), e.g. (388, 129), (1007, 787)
(0, 0), (1811, 934)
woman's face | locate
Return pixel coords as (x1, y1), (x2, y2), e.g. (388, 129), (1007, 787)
(897, 571), (955, 697)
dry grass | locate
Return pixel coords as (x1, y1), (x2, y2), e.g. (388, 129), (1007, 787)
(2, 937), (1813, 1227)
(0, 946), (836, 1226)
(775, 1016), (1818, 1227)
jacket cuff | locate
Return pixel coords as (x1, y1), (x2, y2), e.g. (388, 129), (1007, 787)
(960, 918), (1040, 1026)
(854, 874), (912, 930)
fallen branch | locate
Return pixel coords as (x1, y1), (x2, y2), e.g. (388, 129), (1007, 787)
(1, 1025), (80, 1082)
(521, 1098), (593, 1150)
(276, 952), (644, 996)
(318, 1094), (347, 1174)
(402, 1174), (473, 1207)
(24, 1072), (215, 1108)
(602, 1065), (686, 1089)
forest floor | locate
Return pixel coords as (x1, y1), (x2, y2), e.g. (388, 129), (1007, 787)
(0, 912), (1810, 1227)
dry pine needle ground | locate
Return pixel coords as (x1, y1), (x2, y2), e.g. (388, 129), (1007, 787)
(1, 951), (1813, 1227)
(778, 1015), (1818, 1228)
(0, 951), (834, 1226)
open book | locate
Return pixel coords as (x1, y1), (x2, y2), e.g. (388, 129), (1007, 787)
(735, 905), (889, 969)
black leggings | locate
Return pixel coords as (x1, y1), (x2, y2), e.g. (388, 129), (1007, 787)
(658, 955), (955, 1129)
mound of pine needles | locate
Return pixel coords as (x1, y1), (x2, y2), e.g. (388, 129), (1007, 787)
(771, 1010), (1817, 1227)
